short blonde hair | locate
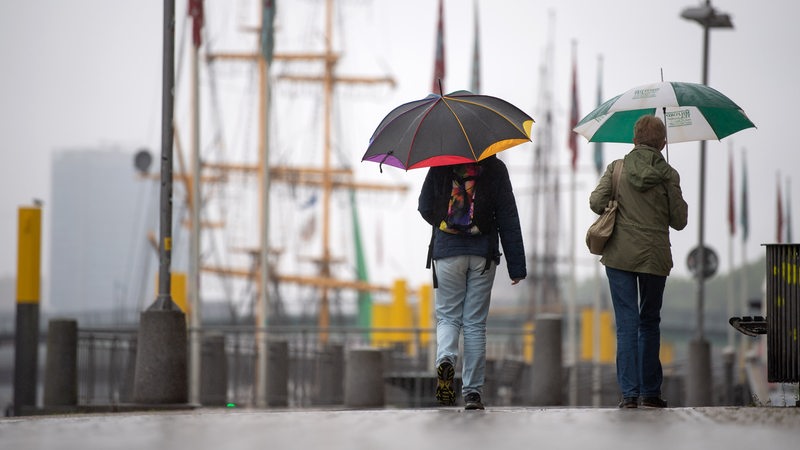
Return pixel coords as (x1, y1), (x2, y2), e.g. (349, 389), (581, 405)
(633, 115), (666, 148)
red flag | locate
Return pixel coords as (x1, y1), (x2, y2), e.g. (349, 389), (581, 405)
(188, 0), (204, 48)
(777, 175), (784, 243)
(568, 44), (579, 171)
(741, 150), (749, 242)
(432, 0), (445, 94)
(728, 150), (735, 235)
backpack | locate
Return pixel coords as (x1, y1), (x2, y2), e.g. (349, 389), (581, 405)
(439, 164), (482, 235)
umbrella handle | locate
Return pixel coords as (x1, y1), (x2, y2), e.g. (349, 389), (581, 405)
(378, 150), (394, 173)
(438, 78), (443, 96)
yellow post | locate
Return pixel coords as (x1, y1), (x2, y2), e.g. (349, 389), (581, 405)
(523, 321), (535, 363)
(371, 302), (390, 347)
(155, 272), (189, 314)
(660, 341), (674, 366)
(14, 205), (42, 414)
(16, 207), (41, 304)
(390, 279), (412, 348)
(418, 283), (433, 346)
(171, 272), (188, 313)
(599, 310), (615, 363)
(580, 307), (594, 361)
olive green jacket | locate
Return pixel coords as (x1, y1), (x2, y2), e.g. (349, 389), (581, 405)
(589, 145), (689, 276)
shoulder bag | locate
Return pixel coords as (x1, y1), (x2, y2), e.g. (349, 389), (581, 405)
(586, 160), (623, 255)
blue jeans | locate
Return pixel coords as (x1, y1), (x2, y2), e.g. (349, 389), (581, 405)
(605, 266), (666, 399)
(434, 255), (497, 397)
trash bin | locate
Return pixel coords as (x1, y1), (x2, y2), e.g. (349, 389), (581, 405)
(764, 243), (800, 383)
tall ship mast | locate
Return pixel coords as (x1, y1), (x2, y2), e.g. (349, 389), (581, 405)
(527, 13), (562, 319)
(168, 0), (403, 332)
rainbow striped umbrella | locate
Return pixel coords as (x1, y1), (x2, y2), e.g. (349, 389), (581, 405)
(363, 90), (534, 171)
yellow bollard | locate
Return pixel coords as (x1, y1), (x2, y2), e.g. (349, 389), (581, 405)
(418, 283), (433, 346)
(14, 206), (42, 414)
(523, 321), (535, 363)
(171, 273), (188, 313)
(155, 272), (188, 314)
(599, 310), (615, 364)
(371, 302), (391, 347)
(390, 279), (413, 350)
(16, 207), (41, 304)
(660, 341), (675, 366)
(580, 307), (594, 361)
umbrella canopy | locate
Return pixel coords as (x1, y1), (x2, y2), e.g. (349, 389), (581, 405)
(362, 90), (534, 170)
(573, 81), (755, 144)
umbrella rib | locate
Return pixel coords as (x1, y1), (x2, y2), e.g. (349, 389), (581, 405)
(441, 97), (477, 160)
(447, 97), (530, 138)
(404, 98), (444, 168)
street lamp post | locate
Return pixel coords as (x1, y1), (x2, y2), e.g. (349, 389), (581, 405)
(131, 0), (189, 405)
(680, 0), (733, 407)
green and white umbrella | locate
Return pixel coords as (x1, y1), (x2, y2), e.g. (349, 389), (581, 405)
(573, 81), (755, 144)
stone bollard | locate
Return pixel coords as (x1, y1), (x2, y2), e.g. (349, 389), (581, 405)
(344, 348), (384, 408)
(314, 343), (344, 405)
(530, 314), (563, 406)
(43, 319), (78, 408)
(200, 333), (228, 406)
(686, 338), (712, 406)
(267, 341), (289, 407)
(132, 309), (188, 404)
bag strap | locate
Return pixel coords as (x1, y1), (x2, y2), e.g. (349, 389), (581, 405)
(611, 160), (624, 201)
(426, 225), (438, 288)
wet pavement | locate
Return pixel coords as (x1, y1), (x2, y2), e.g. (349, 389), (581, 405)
(1, 406), (799, 450)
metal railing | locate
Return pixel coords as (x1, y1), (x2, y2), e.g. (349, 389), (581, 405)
(76, 325), (536, 408)
(77, 328), (137, 405)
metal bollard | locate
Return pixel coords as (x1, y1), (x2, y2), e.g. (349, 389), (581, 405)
(267, 341), (289, 407)
(314, 343), (344, 405)
(43, 319), (78, 408)
(200, 333), (228, 406)
(344, 348), (384, 408)
(530, 314), (563, 406)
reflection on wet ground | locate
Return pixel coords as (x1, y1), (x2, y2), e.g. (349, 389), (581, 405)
(1, 406), (798, 450)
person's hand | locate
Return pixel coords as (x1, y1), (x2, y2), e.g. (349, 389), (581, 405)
(511, 278), (524, 285)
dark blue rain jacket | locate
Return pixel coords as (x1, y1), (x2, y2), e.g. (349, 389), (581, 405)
(418, 155), (527, 281)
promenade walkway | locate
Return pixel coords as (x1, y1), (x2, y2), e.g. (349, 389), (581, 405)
(1, 406), (798, 450)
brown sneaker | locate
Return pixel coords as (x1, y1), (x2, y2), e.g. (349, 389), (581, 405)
(618, 397), (638, 408)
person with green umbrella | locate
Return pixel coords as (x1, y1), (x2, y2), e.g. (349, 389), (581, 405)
(589, 115), (688, 408)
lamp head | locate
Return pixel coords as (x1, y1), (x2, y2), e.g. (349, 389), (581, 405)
(681, 5), (733, 29)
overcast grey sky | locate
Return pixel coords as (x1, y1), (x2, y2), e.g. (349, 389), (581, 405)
(1, 0), (798, 296)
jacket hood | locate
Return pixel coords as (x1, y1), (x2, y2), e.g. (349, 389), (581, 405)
(623, 145), (672, 192)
